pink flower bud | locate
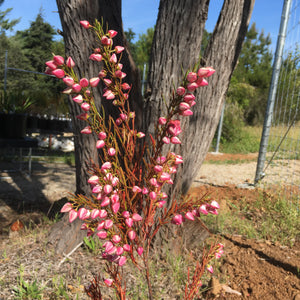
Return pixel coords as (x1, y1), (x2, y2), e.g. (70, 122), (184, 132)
(62, 87), (73, 94)
(99, 209), (108, 218)
(96, 140), (105, 149)
(76, 113), (89, 121)
(132, 186), (142, 193)
(104, 184), (113, 194)
(72, 95), (83, 103)
(179, 102), (190, 111)
(157, 200), (166, 207)
(180, 109), (193, 116)
(121, 83), (130, 90)
(104, 219), (113, 229)
(184, 211), (195, 221)
(66, 56), (75, 68)
(45, 60), (57, 70)
(97, 221), (105, 230)
(90, 77), (100, 87)
(78, 207), (90, 220)
(80, 20), (90, 29)
(101, 197), (110, 207)
(103, 241), (114, 253)
(101, 162), (112, 171)
(183, 93), (196, 102)
(63, 76), (74, 86)
(174, 155), (183, 164)
(52, 69), (65, 78)
(69, 209), (78, 223)
(172, 214), (183, 225)
(98, 70), (107, 78)
(61, 202), (72, 213)
(108, 148), (116, 156)
(103, 89), (115, 100)
(98, 132), (107, 140)
(156, 156), (167, 164)
(210, 200), (220, 209)
(149, 178), (158, 186)
(196, 77), (208, 87)
(116, 247), (124, 255)
(103, 78), (112, 86)
(81, 126), (92, 134)
(72, 83), (81, 93)
(154, 165), (163, 173)
(122, 211), (130, 218)
(118, 256), (127, 266)
(199, 204), (208, 215)
(208, 208), (218, 215)
(81, 102), (90, 111)
(111, 194), (119, 203)
(79, 78), (89, 87)
(142, 187), (149, 194)
(91, 209), (100, 219)
(109, 53), (117, 64)
(104, 279), (113, 287)
(197, 67), (215, 77)
(137, 247), (144, 256)
(136, 132), (145, 138)
(170, 136), (181, 144)
(92, 185), (102, 193)
(187, 82), (198, 91)
(116, 118), (122, 125)
(112, 234), (121, 244)
(123, 244), (131, 252)
(207, 265), (214, 274)
(132, 213), (142, 222)
(115, 46), (124, 53)
(160, 172), (171, 181)
(186, 72), (197, 82)
(128, 230), (136, 240)
(112, 202), (120, 214)
(108, 30), (118, 38)
(89, 53), (103, 62)
(149, 191), (157, 200)
(158, 117), (167, 125)
(176, 86), (186, 96)
(88, 175), (99, 185)
(125, 218), (133, 228)
(53, 55), (64, 66)
(160, 192), (168, 199)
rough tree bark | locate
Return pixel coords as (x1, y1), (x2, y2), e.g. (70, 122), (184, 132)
(48, 0), (143, 254)
(145, 0), (255, 199)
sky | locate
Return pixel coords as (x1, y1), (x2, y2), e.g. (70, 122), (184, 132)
(1, 0), (286, 53)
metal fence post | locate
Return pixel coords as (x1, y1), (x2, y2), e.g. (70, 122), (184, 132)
(254, 0), (292, 184)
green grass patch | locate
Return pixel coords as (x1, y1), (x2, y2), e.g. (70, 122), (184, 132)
(204, 189), (300, 246)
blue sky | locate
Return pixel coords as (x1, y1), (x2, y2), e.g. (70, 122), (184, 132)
(1, 0), (285, 52)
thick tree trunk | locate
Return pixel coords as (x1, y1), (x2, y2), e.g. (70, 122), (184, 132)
(48, 0), (142, 254)
(145, 0), (255, 200)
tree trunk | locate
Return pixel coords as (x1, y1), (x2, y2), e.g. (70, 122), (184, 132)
(48, 0), (142, 254)
(145, 0), (255, 200)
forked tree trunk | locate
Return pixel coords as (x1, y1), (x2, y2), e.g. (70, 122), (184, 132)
(48, 0), (142, 255)
(145, 0), (255, 200)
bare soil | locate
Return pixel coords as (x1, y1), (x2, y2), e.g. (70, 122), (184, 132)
(0, 154), (299, 299)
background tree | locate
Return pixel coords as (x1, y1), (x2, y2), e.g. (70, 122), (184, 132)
(227, 23), (272, 125)
(51, 0), (255, 254)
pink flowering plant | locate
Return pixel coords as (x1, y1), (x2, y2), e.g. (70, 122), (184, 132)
(46, 19), (223, 300)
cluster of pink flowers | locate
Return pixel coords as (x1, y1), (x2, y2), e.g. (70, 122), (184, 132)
(47, 19), (222, 293)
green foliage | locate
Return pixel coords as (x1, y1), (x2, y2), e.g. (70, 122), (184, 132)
(204, 190), (300, 246)
(83, 236), (102, 254)
(0, 9), (67, 115)
(13, 265), (44, 299)
(227, 23), (272, 126)
(0, 0), (20, 33)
